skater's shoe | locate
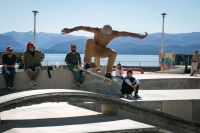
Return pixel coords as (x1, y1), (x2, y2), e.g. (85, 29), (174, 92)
(84, 64), (91, 69)
(84, 63), (96, 70)
(127, 94), (133, 100)
(105, 73), (112, 79)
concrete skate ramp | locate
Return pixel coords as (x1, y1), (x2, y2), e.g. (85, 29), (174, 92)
(0, 89), (200, 133)
(1, 70), (200, 95)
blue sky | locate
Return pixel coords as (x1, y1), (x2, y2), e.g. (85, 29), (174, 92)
(0, 0), (200, 36)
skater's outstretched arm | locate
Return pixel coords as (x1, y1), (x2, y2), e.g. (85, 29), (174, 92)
(61, 26), (99, 34)
(113, 31), (148, 39)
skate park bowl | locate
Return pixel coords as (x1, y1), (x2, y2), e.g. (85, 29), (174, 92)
(1, 70), (200, 132)
(0, 89), (200, 133)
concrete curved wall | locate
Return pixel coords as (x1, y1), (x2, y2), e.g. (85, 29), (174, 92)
(0, 89), (200, 133)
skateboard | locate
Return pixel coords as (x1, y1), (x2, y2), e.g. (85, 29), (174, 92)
(78, 66), (115, 85)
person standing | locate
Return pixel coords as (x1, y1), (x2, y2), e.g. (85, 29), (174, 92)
(65, 44), (84, 83)
(24, 42), (45, 85)
(190, 50), (199, 76)
(2, 46), (17, 89)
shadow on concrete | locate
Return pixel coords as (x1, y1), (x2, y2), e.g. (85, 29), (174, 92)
(0, 88), (46, 96)
(0, 89), (16, 96)
(0, 114), (124, 132)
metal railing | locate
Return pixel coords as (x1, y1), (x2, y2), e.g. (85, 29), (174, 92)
(41, 59), (159, 67)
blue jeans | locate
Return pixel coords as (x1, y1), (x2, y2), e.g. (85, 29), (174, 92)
(2, 67), (16, 88)
(67, 65), (85, 83)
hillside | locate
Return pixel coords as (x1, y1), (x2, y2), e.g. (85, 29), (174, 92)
(1, 31), (200, 54)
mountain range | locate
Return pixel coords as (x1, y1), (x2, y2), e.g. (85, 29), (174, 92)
(0, 31), (200, 54)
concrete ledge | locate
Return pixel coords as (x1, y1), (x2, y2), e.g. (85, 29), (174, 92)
(0, 70), (77, 90)
(0, 89), (200, 133)
(0, 70), (121, 96)
(140, 78), (200, 89)
(1, 70), (200, 93)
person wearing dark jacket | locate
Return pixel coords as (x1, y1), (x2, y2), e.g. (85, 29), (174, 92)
(2, 46), (17, 89)
(65, 44), (84, 83)
(120, 70), (140, 99)
(24, 41), (45, 86)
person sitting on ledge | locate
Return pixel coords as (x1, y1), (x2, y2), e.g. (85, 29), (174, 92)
(65, 44), (85, 84)
(120, 70), (140, 99)
(115, 63), (124, 79)
(24, 42), (45, 86)
(2, 46), (17, 90)
(62, 25), (148, 79)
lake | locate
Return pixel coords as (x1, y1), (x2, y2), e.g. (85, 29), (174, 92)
(42, 54), (159, 67)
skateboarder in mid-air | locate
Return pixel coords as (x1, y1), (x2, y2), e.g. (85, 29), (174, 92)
(62, 25), (148, 79)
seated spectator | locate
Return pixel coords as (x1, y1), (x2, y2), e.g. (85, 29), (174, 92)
(24, 42), (45, 86)
(120, 70), (140, 99)
(65, 43), (85, 84)
(115, 63), (124, 79)
(2, 46), (17, 89)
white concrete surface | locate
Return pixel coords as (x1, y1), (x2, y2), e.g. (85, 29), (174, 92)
(121, 89), (200, 122)
(123, 89), (200, 102)
(134, 72), (200, 80)
(0, 89), (90, 104)
(0, 102), (156, 133)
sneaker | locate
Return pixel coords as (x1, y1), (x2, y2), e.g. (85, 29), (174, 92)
(133, 94), (140, 99)
(84, 64), (91, 69)
(30, 81), (35, 86)
(84, 63), (96, 70)
(127, 94), (133, 100)
(105, 73), (112, 79)
(7, 86), (11, 90)
(33, 81), (37, 86)
(119, 94), (127, 98)
(10, 87), (14, 90)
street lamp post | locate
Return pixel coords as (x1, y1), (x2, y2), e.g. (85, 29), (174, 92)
(160, 13), (167, 71)
(32, 10), (39, 45)
(161, 13), (167, 53)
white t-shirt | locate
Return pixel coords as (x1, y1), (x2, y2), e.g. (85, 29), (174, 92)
(115, 68), (124, 76)
(125, 78), (140, 86)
